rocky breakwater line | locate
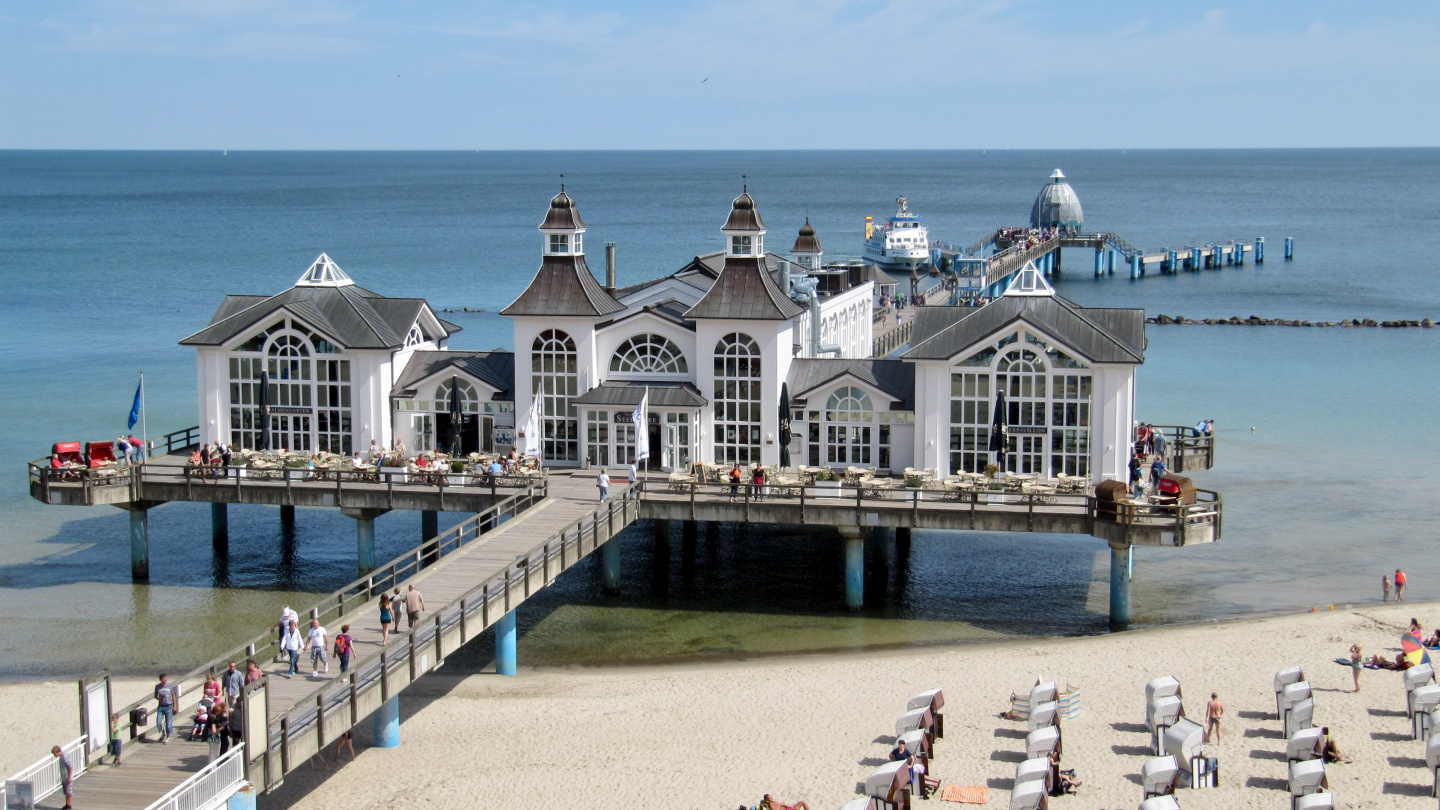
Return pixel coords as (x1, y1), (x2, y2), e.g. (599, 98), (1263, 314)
(1148, 315), (1436, 328)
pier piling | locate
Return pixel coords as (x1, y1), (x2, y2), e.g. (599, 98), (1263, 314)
(842, 528), (865, 610)
(1094, 249), (1104, 278)
(130, 507), (150, 581)
(1256, 237), (1265, 263)
(279, 504), (295, 530)
(211, 502), (228, 550)
(602, 537), (621, 593)
(1167, 250), (1178, 274)
(344, 507), (388, 574)
(1284, 236), (1294, 260)
(1130, 255), (1141, 279)
(496, 609), (517, 676)
(373, 695), (400, 747)
(420, 510), (438, 546)
(1190, 247), (1202, 272)
(1109, 541), (1132, 630)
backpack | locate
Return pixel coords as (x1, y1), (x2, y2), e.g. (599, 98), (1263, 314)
(335, 634), (353, 655)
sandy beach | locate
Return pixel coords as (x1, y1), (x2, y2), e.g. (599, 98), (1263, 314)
(3, 602), (1434, 809)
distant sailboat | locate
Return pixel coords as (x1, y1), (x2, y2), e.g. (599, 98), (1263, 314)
(222, 149), (228, 156)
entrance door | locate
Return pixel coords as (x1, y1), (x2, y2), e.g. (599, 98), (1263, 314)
(459, 415), (480, 454)
(647, 423), (662, 468)
(435, 413), (454, 453)
(662, 424), (679, 472)
(482, 416), (494, 453)
(270, 414), (312, 452)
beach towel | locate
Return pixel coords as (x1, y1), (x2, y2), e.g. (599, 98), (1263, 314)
(940, 785), (988, 804)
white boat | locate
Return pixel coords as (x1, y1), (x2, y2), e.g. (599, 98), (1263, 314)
(863, 197), (931, 272)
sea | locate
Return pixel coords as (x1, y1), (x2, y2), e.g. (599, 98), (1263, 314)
(1, 148), (1437, 677)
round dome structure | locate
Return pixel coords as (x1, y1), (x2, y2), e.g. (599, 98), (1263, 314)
(1030, 169), (1083, 233)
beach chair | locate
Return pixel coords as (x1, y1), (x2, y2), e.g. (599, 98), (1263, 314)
(864, 760), (910, 810)
(1014, 757), (1049, 792)
(838, 800), (878, 810)
(1426, 731), (1440, 797)
(1279, 681), (1311, 728)
(1149, 696), (1183, 754)
(1285, 698), (1315, 740)
(896, 706), (936, 741)
(1028, 701), (1058, 731)
(1007, 779), (1046, 810)
(1286, 727), (1322, 763)
(1025, 725), (1060, 761)
(1408, 665), (1438, 718)
(1293, 794), (1334, 810)
(1163, 719), (1213, 787)
(1138, 797), (1181, 810)
(1413, 686), (1440, 739)
(1030, 680), (1057, 706)
(906, 689), (945, 731)
(1145, 676), (1181, 730)
(1141, 755), (1179, 798)
(1288, 759), (1326, 805)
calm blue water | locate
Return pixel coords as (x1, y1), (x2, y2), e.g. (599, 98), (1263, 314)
(1, 149), (1437, 675)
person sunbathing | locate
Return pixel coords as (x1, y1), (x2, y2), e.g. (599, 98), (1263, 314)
(1318, 727), (1351, 763)
(760, 794), (811, 810)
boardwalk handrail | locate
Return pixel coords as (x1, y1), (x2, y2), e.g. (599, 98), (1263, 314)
(1145, 424), (1216, 472)
(872, 319), (913, 357)
(1, 736), (86, 804)
(254, 487), (642, 790)
(104, 480), (548, 756)
(144, 743), (245, 810)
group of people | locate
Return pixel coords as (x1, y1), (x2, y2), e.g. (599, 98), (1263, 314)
(186, 441), (234, 472)
(1382, 568), (1409, 602)
(376, 584), (428, 644)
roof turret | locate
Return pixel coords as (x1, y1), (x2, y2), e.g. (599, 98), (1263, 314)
(723, 189), (766, 232)
(791, 218), (822, 254)
(541, 187), (586, 230)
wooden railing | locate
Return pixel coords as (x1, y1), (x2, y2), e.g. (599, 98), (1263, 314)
(1146, 425), (1216, 472)
(153, 426), (200, 456)
(101, 481), (547, 759)
(872, 318), (913, 357)
(250, 487), (639, 791)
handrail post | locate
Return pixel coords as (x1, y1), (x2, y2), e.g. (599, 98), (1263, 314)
(799, 483), (805, 525)
(689, 481), (695, 520)
(855, 483), (862, 525)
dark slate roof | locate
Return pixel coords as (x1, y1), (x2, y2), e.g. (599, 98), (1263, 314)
(723, 191), (765, 231)
(540, 189), (585, 230)
(791, 218), (822, 253)
(787, 359), (916, 411)
(684, 256), (805, 320)
(391, 351), (515, 399)
(572, 381), (708, 408)
(501, 254), (625, 317)
(181, 284), (455, 349)
(903, 295), (1145, 363)
(865, 264), (903, 287)
(596, 302), (695, 332)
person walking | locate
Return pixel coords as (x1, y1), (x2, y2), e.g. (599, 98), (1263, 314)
(52, 746), (74, 810)
(1204, 692), (1224, 743)
(1383, 575), (1392, 603)
(627, 461), (637, 485)
(220, 660), (244, 704)
(274, 605), (299, 656)
(405, 584), (426, 630)
(378, 592), (393, 644)
(1152, 428), (1167, 461)
(306, 619), (328, 677)
(334, 625), (354, 673)
(597, 468), (610, 503)
(391, 587), (407, 630)
(153, 673), (179, 744)
(1350, 644), (1363, 692)
(1128, 453), (1144, 500)
(1149, 456), (1167, 491)
(1396, 568), (1408, 601)
(280, 620), (303, 678)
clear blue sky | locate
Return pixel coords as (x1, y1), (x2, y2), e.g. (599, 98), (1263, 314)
(2, 1), (1436, 149)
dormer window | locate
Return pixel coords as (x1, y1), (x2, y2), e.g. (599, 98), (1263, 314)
(549, 234), (570, 254)
(731, 235), (752, 256)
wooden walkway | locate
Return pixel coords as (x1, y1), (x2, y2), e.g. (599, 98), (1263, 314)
(45, 472), (626, 808)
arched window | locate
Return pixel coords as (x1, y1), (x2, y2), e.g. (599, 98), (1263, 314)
(404, 324), (426, 348)
(434, 378), (479, 413)
(265, 333), (313, 452)
(713, 333), (761, 464)
(825, 386), (873, 465)
(610, 333), (689, 375)
(532, 329), (579, 462)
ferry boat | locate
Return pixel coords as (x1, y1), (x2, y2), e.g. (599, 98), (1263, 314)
(863, 197), (931, 272)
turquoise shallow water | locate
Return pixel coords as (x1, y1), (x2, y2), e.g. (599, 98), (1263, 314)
(1, 149), (1437, 675)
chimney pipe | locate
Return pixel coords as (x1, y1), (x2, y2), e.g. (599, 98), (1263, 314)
(604, 242), (617, 296)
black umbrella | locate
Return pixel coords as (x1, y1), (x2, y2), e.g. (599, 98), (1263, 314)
(448, 375), (464, 456)
(777, 382), (792, 469)
(988, 387), (1008, 470)
(257, 370), (271, 451)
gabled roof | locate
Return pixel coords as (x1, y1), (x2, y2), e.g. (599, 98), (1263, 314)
(181, 281), (456, 349)
(572, 381), (708, 408)
(903, 294), (1145, 364)
(787, 359), (916, 411)
(391, 351), (515, 399)
(501, 254), (625, 317)
(596, 302), (696, 332)
(684, 256), (805, 320)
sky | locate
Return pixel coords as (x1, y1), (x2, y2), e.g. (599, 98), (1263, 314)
(1, 1), (1437, 150)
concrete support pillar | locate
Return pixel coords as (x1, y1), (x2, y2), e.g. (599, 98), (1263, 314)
(1255, 237), (1265, 263)
(421, 510), (438, 542)
(1190, 248), (1202, 272)
(279, 504), (295, 529)
(1052, 246), (1062, 277)
(1110, 542), (1132, 631)
(681, 520), (698, 543)
(1130, 255), (1141, 279)
(895, 527), (911, 545)
(602, 538), (622, 593)
(653, 519), (671, 544)
(1093, 250), (1104, 278)
(496, 609), (517, 676)
(226, 784), (257, 810)
(130, 508), (150, 581)
(841, 527), (864, 610)
(1167, 250), (1178, 274)
(211, 502), (228, 551)
(1108, 249), (1117, 273)
(1235, 242), (1245, 266)
(342, 507), (389, 575)
(373, 694), (399, 747)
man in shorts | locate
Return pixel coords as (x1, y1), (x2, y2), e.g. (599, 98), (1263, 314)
(52, 746), (73, 810)
(405, 584), (426, 630)
(306, 619), (328, 677)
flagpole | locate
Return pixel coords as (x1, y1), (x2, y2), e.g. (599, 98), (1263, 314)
(643, 386), (649, 483)
(140, 372), (148, 462)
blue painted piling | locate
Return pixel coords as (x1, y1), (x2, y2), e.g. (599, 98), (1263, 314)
(1234, 242), (1244, 266)
(1255, 237), (1265, 263)
(1190, 247), (1202, 272)
(1167, 250), (1178, 274)
(130, 508), (149, 581)
(227, 784), (257, 810)
(373, 695), (399, 747)
(845, 534), (864, 610)
(421, 510), (437, 544)
(496, 609), (517, 676)
(1108, 249), (1117, 274)
(1094, 250), (1104, 277)
(1284, 236), (1294, 260)
(1130, 255), (1141, 279)
(1110, 544), (1132, 630)
(356, 515), (376, 573)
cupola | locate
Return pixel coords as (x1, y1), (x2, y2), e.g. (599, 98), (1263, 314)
(540, 186), (586, 257)
(791, 218), (823, 269)
(722, 187), (766, 258)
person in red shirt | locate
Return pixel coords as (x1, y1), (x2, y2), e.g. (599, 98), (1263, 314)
(1396, 569), (1408, 602)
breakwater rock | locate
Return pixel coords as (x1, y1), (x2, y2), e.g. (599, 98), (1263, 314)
(1147, 315), (1435, 328)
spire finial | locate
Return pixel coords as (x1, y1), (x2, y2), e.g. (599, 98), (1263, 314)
(560, 173), (565, 192)
(742, 173), (747, 193)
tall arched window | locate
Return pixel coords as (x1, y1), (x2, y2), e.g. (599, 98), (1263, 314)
(266, 333), (313, 452)
(610, 333), (689, 375)
(713, 332), (761, 464)
(997, 347), (1047, 473)
(532, 329), (579, 462)
(434, 379), (479, 413)
(825, 386), (873, 464)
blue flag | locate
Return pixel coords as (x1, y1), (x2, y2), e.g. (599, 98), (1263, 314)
(127, 379), (142, 430)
